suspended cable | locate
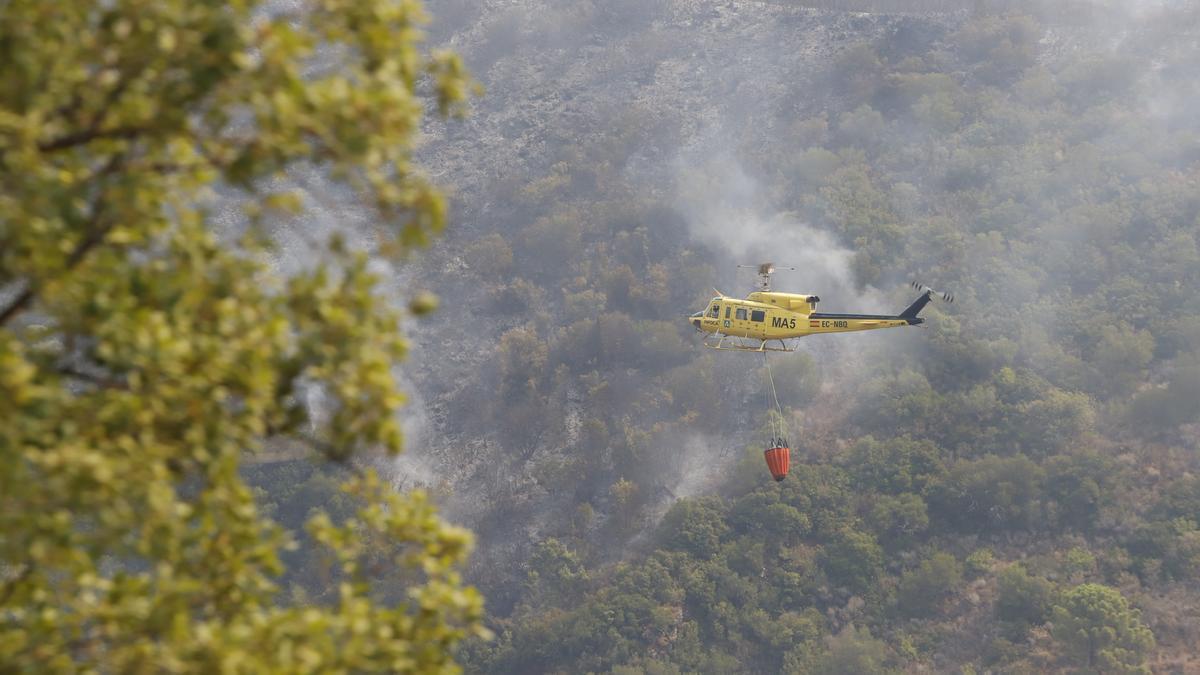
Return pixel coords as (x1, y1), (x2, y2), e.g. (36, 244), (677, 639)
(762, 354), (775, 440)
(761, 351), (791, 481)
(763, 352), (786, 445)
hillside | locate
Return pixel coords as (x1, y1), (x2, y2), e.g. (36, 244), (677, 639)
(254, 1), (1200, 672)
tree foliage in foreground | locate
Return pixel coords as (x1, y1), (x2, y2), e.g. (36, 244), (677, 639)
(0, 0), (484, 671)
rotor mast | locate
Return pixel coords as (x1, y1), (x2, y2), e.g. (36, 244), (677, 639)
(738, 262), (796, 294)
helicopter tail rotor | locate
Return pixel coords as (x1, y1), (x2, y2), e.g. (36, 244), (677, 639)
(900, 282), (954, 324)
(910, 281), (954, 304)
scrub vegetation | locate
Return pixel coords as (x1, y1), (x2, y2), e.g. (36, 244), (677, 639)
(416, 2), (1194, 672)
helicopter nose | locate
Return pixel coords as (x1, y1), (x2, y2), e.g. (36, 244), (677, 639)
(688, 312), (702, 330)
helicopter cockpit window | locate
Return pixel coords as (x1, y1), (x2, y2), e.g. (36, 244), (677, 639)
(750, 310), (766, 322)
(736, 308), (748, 321)
(708, 302), (720, 318)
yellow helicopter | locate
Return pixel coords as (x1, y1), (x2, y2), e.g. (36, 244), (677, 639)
(689, 263), (953, 352)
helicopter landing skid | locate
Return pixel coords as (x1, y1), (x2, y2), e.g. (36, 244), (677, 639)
(703, 334), (796, 352)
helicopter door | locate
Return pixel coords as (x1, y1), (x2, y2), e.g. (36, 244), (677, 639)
(750, 309), (766, 337)
(733, 307), (748, 335)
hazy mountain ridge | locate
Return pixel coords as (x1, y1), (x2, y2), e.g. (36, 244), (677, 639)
(273, 1), (1200, 671)
(403, 2), (946, 595)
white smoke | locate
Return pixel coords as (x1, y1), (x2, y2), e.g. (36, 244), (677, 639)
(671, 146), (888, 313)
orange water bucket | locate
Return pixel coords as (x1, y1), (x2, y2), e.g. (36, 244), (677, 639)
(764, 446), (790, 481)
